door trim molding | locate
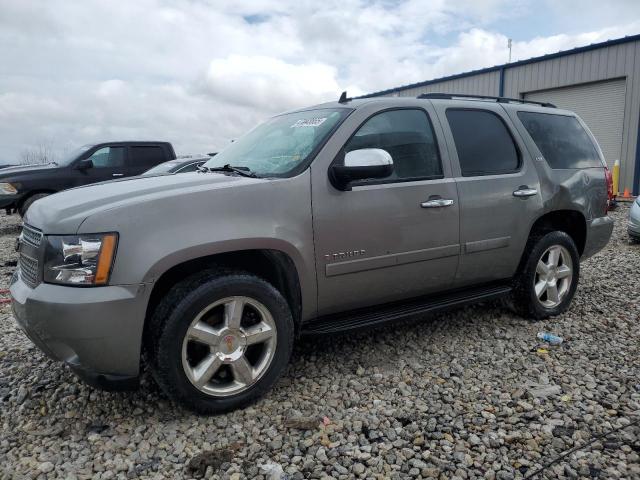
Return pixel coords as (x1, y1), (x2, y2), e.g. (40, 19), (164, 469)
(464, 236), (511, 254)
(325, 244), (460, 277)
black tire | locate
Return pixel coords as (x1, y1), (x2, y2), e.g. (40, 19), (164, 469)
(148, 269), (294, 414)
(513, 231), (580, 320)
(19, 193), (50, 217)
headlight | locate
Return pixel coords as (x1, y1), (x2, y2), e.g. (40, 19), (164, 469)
(43, 233), (118, 286)
(0, 182), (17, 195)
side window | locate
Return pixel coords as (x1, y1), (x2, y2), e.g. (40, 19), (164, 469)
(130, 146), (165, 167)
(344, 109), (443, 181)
(517, 112), (602, 169)
(446, 109), (520, 176)
(87, 147), (125, 168)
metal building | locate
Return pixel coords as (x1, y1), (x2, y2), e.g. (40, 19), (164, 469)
(363, 34), (640, 195)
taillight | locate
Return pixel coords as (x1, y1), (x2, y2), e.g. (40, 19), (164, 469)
(604, 166), (614, 212)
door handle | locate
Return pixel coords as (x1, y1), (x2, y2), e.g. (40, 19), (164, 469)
(112, 173), (124, 177)
(421, 199), (454, 208)
(513, 187), (537, 197)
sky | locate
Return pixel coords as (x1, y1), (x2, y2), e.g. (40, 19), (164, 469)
(1, 0), (639, 162)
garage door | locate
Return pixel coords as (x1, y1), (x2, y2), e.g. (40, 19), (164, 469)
(524, 79), (626, 168)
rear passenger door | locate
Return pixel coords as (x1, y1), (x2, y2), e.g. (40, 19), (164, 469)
(433, 102), (542, 287)
(128, 145), (167, 176)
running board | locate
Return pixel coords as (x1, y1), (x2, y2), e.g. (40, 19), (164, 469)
(302, 283), (512, 335)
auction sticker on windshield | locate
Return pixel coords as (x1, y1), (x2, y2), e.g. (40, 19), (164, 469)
(291, 118), (327, 128)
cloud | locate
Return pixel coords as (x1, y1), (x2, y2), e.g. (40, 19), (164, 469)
(0, 0), (638, 161)
(203, 55), (342, 111)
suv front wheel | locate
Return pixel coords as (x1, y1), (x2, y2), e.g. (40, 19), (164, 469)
(513, 231), (580, 319)
(149, 270), (294, 413)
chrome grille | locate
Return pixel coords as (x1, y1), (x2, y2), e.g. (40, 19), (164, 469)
(21, 224), (43, 248)
(19, 253), (39, 287)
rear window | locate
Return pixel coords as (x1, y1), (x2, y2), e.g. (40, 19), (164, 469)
(517, 112), (602, 169)
(446, 109), (520, 176)
(130, 146), (165, 167)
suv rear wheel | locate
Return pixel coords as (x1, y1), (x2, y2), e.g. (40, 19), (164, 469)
(149, 270), (294, 413)
(513, 231), (580, 319)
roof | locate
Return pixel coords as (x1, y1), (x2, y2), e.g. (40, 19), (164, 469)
(361, 33), (640, 98)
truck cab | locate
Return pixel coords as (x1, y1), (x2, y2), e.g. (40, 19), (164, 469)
(0, 141), (175, 216)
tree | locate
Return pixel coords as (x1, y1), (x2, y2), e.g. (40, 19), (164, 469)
(19, 142), (56, 165)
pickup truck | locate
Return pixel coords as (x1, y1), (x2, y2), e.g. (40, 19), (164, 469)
(0, 141), (175, 216)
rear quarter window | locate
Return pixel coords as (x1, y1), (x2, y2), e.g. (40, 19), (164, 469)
(517, 111), (602, 169)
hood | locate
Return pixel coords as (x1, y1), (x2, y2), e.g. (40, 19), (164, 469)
(25, 172), (266, 233)
(0, 163), (58, 177)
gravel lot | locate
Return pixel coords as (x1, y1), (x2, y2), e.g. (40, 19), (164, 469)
(0, 206), (638, 480)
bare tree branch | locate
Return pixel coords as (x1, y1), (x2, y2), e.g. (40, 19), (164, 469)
(19, 142), (56, 165)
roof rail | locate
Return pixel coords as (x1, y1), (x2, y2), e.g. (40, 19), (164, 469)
(418, 92), (556, 108)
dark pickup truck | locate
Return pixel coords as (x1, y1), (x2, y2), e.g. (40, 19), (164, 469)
(0, 141), (176, 216)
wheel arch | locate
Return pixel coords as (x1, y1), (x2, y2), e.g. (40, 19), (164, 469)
(515, 209), (587, 277)
(17, 189), (56, 209)
(143, 248), (304, 340)
(528, 209), (587, 255)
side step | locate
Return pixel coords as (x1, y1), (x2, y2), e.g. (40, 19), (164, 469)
(301, 283), (512, 335)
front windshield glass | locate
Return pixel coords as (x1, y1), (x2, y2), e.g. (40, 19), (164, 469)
(143, 161), (180, 175)
(203, 108), (350, 176)
(57, 144), (93, 166)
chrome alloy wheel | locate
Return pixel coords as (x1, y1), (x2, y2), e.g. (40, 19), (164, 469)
(181, 296), (277, 397)
(534, 245), (573, 308)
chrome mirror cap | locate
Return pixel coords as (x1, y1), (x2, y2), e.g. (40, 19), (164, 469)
(344, 148), (393, 168)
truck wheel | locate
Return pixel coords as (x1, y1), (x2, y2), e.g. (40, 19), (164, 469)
(19, 193), (49, 217)
(513, 231), (580, 320)
(149, 270), (294, 414)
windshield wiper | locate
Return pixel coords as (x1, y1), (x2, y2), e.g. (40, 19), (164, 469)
(200, 164), (258, 178)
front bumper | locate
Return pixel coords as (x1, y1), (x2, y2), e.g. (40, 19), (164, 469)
(0, 193), (20, 209)
(10, 273), (150, 390)
(582, 215), (614, 259)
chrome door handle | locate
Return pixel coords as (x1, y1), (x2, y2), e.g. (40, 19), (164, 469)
(421, 199), (454, 208)
(112, 173), (124, 177)
(513, 188), (537, 197)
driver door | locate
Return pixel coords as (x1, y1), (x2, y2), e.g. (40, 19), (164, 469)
(73, 146), (127, 186)
(311, 106), (460, 316)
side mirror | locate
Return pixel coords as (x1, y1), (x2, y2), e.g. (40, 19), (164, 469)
(76, 159), (93, 171)
(329, 148), (393, 190)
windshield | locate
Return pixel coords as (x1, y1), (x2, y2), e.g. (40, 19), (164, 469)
(203, 108), (350, 176)
(57, 144), (93, 166)
(143, 161), (181, 175)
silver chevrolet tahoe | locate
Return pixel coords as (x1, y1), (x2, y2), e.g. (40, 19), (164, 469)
(11, 93), (614, 413)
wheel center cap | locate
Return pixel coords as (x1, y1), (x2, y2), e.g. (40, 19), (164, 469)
(217, 329), (246, 361)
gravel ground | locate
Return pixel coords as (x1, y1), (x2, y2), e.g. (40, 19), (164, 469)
(0, 206), (638, 480)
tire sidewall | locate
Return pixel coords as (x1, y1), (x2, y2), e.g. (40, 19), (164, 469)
(522, 231), (580, 319)
(154, 274), (293, 413)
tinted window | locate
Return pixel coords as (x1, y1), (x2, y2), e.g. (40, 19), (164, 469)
(87, 147), (125, 168)
(345, 109), (442, 181)
(517, 112), (601, 169)
(130, 146), (165, 167)
(446, 110), (519, 176)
